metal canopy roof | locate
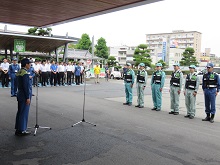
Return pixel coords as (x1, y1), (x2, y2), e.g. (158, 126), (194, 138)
(0, 32), (78, 53)
(0, 0), (162, 27)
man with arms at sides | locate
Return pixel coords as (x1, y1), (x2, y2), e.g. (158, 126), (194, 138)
(123, 63), (135, 106)
(169, 63), (183, 115)
(135, 63), (148, 108)
(151, 63), (166, 111)
(202, 63), (220, 123)
(15, 58), (32, 136)
(8, 58), (20, 97)
(184, 65), (199, 119)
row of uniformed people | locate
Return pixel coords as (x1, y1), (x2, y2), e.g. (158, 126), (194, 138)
(32, 60), (85, 86)
(2, 58), (86, 97)
(123, 62), (220, 123)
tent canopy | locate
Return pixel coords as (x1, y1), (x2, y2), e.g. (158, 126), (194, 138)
(0, 0), (163, 27)
(0, 32), (78, 53)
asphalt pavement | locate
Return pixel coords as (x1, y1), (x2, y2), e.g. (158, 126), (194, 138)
(0, 78), (220, 165)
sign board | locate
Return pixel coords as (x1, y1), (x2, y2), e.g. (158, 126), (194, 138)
(14, 39), (26, 52)
(162, 38), (167, 61)
(87, 59), (92, 65)
(88, 68), (105, 78)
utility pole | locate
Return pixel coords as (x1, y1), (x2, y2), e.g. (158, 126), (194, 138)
(92, 36), (94, 68)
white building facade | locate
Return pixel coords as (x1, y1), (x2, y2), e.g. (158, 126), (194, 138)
(146, 30), (202, 65)
(109, 46), (135, 66)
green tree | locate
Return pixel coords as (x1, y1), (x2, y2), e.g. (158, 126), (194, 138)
(95, 37), (109, 59)
(107, 56), (118, 67)
(133, 44), (152, 67)
(76, 33), (92, 52)
(68, 43), (77, 49)
(180, 47), (198, 66)
(28, 27), (38, 35)
(28, 27), (52, 36)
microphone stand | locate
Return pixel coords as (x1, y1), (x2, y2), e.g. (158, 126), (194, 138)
(33, 75), (52, 136)
(72, 69), (96, 127)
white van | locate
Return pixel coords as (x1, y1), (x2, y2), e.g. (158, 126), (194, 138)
(109, 67), (121, 79)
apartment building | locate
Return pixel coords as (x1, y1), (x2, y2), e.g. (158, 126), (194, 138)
(146, 30), (202, 64)
(109, 46), (136, 65)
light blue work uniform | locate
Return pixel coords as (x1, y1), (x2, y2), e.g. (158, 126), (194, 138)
(124, 67), (135, 104)
(151, 69), (165, 110)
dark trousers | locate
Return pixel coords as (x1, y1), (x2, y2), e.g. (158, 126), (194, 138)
(72, 73), (75, 84)
(67, 71), (72, 85)
(15, 100), (30, 132)
(80, 73), (83, 83)
(47, 72), (51, 85)
(10, 74), (18, 96)
(50, 72), (57, 86)
(33, 73), (39, 86)
(204, 88), (216, 114)
(58, 72), (64, 85)
(75, 75), (80, 85)
(2, 71), (9, 87)
(41, 72), (48, 86)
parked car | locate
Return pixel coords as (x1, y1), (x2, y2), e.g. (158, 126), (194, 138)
(197, 67), (220, 84)
(109, 67), (121, 79)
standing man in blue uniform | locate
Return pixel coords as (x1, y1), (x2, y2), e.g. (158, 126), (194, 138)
(151, 63), (166, 111)
(202, 63), (220, 123)
(184, 65), (200, 119)
(123, 63), (135, 106)
(15, 59), (32, 136)
(75, 62), (81, 85)
(50, 60), (58, 86)
(169, 63), (183, 115)
(8, 58), (20, 97)
(135, 63), (148, 108)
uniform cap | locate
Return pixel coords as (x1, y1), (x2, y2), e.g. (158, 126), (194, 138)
(189, 65), (196, 69)
(173, 63), (180, 66)
(156, 63), (162, 67)
(21, 58), (31, 66)
(126, 63), (131, 66)
(12, 58), (17, 61)
(139, 63), (145, 67)
(206, 63), (214, 68)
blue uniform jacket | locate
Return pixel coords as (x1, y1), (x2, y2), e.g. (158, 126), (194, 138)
(16, 68), (31, 101)
(50, 64), (58, 72)
(75, 66), (81, 76)
(8, 64), (20, 77)
(202, 72), (220, 92)
(28, 66), (35, 78)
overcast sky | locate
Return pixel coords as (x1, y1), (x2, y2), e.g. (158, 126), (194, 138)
(1, 0), (219, 56)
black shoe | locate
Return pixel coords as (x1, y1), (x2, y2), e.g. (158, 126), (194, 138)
(123, 103), (129, 105)
(156, 109), (161, 111)
(15, 130), (31, 136)
(189, 116), (194, 119)
(210, 118), (214, 123)
(169, 111), (174, 114)
(184, 115), (190, 118)
(139, 106), (144, 108)
(202, 117), (210, 121)
(128, 103), (132, 106)
(151, 107), (157, 110)
(135, 105), (140, 107)
(11, 95), (15, 97)
(210, 114), (215, 123)
(32, 94), (35, 96)
(173, 112), (179, 115)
